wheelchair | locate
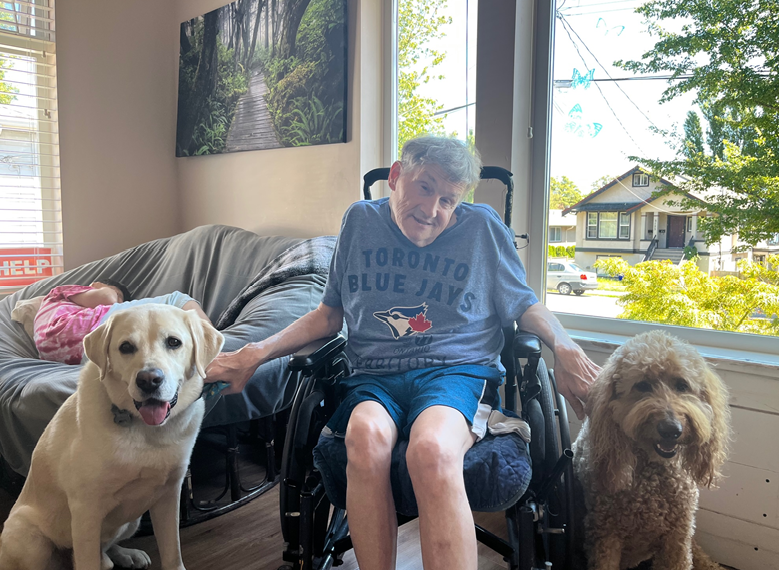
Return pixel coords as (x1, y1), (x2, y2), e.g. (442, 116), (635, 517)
(278, 167), (576, 570)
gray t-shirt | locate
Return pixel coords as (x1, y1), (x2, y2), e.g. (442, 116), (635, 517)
(322, 198), (539, 375)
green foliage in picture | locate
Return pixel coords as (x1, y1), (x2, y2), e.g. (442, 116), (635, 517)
(262, 0), (346, 146)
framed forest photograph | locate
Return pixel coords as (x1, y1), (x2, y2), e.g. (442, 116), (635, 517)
(176, 0), (347, 157)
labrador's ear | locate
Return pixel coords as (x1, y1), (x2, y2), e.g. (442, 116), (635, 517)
(187, 312), (224, 378)
(83, 321), (113, 381)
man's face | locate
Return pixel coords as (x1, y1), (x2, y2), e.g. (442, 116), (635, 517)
(387, 162), (467, 248)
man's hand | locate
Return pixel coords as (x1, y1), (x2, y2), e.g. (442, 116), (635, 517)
(205, 344), (267, 395)
(552, 342), (600, 421)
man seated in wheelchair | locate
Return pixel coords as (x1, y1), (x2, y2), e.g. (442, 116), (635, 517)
(208, 135), (600, 569)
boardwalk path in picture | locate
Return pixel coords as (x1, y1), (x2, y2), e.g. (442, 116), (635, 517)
(226, 69), (283, 152)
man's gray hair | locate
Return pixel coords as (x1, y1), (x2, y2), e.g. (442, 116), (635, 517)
(400, 135), (482, 191)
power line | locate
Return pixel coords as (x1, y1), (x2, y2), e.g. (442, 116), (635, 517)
(557, 16), (648, 154)
(559, 14), (660, 130)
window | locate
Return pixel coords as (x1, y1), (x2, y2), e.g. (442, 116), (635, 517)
(543, 0), (779, 344)
(549, 227), (562, 242)
(598, 212), (617, 238)
(585, 212), (629, 240)
(619, 213), (630, 239)
(586, 212), (597, 238)
(394, 0), (478, 159)
(0, 1), (61, 297)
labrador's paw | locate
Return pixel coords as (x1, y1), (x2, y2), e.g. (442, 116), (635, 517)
(106, 544), (152, 569)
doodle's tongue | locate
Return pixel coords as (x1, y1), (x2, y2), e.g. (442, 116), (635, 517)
(138, 400), (170, 426)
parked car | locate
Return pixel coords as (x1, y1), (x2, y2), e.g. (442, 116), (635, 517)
(547, 259), (598, 295)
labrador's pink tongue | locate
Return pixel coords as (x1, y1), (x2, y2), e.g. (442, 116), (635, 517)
(138, 401), (170, 426)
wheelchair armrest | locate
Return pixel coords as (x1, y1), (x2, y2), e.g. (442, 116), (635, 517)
(513, 331), (542, 359)
(288, 334), (347, 373)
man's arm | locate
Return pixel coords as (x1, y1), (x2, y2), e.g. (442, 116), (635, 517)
(69, 288), (120, 308)
(206, 302), (345, 395)
(182, 300), (210, 323)
(517, 302), (600, 420)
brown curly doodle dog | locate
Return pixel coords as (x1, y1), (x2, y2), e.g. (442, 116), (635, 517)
(573, 330), (731, 570)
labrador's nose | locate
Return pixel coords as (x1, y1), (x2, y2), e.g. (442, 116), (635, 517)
(657, 417), (683, 440)
(136, 369), (165, 394)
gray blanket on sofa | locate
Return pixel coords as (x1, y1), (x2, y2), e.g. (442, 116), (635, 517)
(0, 225), (332, 476)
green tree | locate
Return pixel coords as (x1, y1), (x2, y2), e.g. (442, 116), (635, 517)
(550, 176), (583, 209)
(397, 0), (452, 154)
(682, 111), (704, 159)
(595, 256), (779, 336)
(616, 0), (779, 247)
(590, 174), (617, 192)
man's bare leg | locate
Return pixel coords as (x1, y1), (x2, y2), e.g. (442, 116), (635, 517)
(344, 401), (399, 570)
(407, 405), (477, 570)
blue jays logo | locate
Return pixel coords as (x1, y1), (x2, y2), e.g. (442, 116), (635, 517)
(373, 303), (433, 340)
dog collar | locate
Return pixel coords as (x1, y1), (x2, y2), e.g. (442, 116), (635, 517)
(111, 404), (133, 427)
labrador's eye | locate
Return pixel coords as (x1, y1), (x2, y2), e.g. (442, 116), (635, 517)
(635, 381), (653, 393)
(119, 341), (136, 355)
(166, 336), (182, 349)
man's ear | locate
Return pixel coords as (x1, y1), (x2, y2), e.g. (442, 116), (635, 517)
(83, 321), (113, 381)
(187, 312), (225, 378)
(387, 161), (402, 191)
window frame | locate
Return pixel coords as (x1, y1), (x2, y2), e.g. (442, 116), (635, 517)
(549, 226), (562, 242)
(586, 212), (631, 241)
(632, 172), (649, 187)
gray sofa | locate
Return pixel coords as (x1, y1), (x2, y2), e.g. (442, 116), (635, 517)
(0, 224), (331, 477)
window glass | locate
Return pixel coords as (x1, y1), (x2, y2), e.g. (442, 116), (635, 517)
(0, 1), (61, 298)
(549, 227), (562, 242)
(619, 212), (630, 239)
(395, 0), (477, 156)
(545, 0), (779, 337)
(586, 211), (597, 238)
(598, 212), (617, 238)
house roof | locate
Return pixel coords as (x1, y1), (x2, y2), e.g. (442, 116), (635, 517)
(561, 166), (695, 215)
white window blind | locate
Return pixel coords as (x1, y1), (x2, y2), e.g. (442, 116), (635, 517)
(0, 0), (60, 296)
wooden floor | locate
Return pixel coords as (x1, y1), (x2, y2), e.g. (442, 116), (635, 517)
(0, 484), (508, 570)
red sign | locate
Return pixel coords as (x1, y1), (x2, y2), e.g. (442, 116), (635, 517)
(0, 247), (54, 286)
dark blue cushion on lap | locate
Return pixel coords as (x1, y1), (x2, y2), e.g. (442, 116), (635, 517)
(313, 430), (532, 516)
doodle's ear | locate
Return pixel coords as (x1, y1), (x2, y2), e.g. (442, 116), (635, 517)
(585, 355), (636, 492)
(684, 364), (732, 487)
(186, 312), (224, 379)
(83, 321), (113, 381)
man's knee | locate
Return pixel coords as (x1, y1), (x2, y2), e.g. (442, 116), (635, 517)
(406, 431), (464, 484)
(345, 405), (396, 473)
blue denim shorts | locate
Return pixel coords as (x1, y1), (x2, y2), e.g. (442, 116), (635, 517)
(326, 364), (503, 440)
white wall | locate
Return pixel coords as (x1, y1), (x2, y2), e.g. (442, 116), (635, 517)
(57, 0), (180, 269)
(174, 0), (384, 239)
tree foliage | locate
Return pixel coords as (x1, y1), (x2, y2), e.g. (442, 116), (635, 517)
(550, 176), (584, 209)
(616, 0), (779, 247)
(397, 0), (452, 154)
(595, 256), (779, 336)
(590, 174), (617, 192)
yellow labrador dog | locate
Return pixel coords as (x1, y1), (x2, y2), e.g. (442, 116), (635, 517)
(0, 304), (224, 570)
